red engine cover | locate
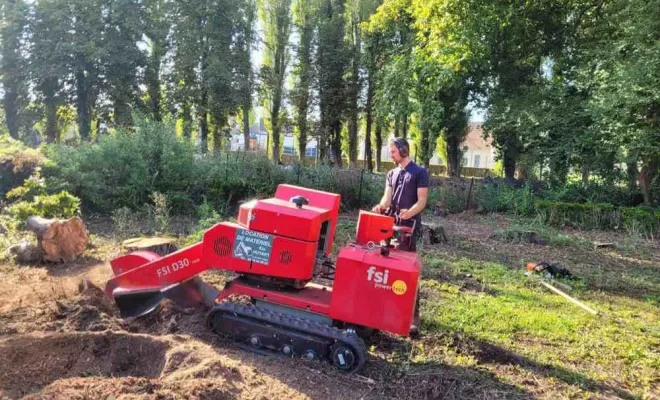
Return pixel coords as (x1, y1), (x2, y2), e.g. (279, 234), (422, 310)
(237, 198), (331, 242)
(202, 222), (317, 281)
(330, 246), (421, 336)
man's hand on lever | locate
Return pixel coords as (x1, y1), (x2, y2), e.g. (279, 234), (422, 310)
(399, 208), (413, 220)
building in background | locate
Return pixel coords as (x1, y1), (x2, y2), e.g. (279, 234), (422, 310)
(361, 123), (496, 169)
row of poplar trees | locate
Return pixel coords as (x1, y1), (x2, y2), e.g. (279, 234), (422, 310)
(1, 0), (658, 204)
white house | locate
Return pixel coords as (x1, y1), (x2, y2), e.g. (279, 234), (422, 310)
(360, 123), (496, 169)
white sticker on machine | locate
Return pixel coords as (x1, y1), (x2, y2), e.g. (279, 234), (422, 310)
(233, 229), (274, 265)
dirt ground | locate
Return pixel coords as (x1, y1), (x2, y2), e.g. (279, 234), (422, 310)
(0, 212), (657, 400)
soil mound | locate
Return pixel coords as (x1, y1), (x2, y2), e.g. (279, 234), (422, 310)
(0, 332), (168, 398)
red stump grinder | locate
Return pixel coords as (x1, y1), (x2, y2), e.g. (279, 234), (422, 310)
(105, 184), (421, 373)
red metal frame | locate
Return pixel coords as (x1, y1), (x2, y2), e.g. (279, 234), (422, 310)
(216, 279), (333, 316)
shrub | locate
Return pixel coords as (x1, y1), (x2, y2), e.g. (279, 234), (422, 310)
(5, 172), (47, 202)
(8, 191), (81, 224)
(146, 191), (171, 234)
(535, 200), (659, 237)
(473, 181), (535, 215)
(0, 135), (45, 196)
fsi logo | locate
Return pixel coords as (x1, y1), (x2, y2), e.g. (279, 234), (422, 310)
(367, 266), (389, 284)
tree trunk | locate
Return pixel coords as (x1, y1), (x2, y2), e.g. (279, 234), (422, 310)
(1, 0), (21, 140)
(182, 102), (192, 139)
(516, 163), (528, 181)
(146, 45), (163, 122)
(199, 109), (209, 153)
(44, 80), (58, 143)
(375, 121), (383, 172)
(420, 129), (431, 168)
(347, 23), (360, 168)
(639, 159), (658, 206)
(199, 104), (208, 153)
(394, 117), (399, 137)
(213, 124), (221, 153)
(25, 216), (88, 262)
(365, 74), (374, 172)
(503, 147), (517, 180)
(113, 98), (133, 128)
(402, 115), (408, 139)
(3, 84), (19, 139)
(626, 161), (638, 192)
(348, 113), (358, 167)
(75, 54), (91, 140)
(297, 121), (307, 161)
(243, 103), (251, 151)
(331, 122), (343, 168)
(446, 135), (461, 178)
(581, 165), (590, 185)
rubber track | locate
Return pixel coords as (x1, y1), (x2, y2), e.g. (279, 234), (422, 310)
(206, 302), (369, 372)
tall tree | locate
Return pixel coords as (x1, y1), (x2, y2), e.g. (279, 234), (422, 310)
(0, 0), (28, 139)
(207, 0), (240, 153)
(144, 0), (170, 122)
(30, 0), (70, 142)
(344, 0), (366, 167)
(362, 29), (381, 172)
(68, 0), (105, 140)
(582, 0), (660, 204)
(260, 0), (292, 162)
(236, 0), (257, 151)
(291, 0), (315, 159)
(168, 1), (199, 141)
(317, 0), (346, 166)
(101, 0), (146, 128)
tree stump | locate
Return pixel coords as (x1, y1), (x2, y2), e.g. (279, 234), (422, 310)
(122, 237), (177, 256)
(25, 216), (88, 262)
(421, 222), (448, 245)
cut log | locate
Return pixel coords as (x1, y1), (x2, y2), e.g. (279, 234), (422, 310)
(421, 223), (448, 245)
(122, 237), (177, 256)
(25, 216), (88, 262)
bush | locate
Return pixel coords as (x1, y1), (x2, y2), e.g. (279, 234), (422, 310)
(535, 200), (659, 237)
(541, 181), (645, 207)
(0, 134), (45, 196)
(8, 191), (81, 224)
(473, 181), (535, 215)
(42, 118), (385, 216)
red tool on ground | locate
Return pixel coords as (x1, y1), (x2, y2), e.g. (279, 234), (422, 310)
(105, 184), (421, 373)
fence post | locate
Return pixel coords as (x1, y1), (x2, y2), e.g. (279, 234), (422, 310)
(297, 163), (301, 184)
(358, 169), (365, 208)
(465, 177), (475, 211)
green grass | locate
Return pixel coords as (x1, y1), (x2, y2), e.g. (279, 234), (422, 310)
(492, 221), (592, 247)
(416, 255), (659, 398)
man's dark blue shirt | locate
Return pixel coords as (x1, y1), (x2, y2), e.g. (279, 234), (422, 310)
(386, 161), (430, 227)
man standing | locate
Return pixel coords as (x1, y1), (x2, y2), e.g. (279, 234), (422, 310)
(372, 137), (429, 336)
(372, 137), (429, 251)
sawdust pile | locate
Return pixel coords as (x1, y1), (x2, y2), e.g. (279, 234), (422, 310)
(0, 279), (363, 400)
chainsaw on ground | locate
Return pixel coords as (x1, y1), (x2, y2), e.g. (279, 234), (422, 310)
(105, 184), (421, 373)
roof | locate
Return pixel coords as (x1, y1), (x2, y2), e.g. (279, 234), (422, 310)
(463, 123), (492, 151)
